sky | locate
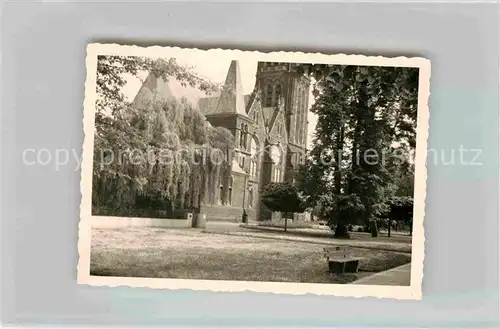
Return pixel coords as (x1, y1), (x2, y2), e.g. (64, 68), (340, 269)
(121, 54), (318, 149)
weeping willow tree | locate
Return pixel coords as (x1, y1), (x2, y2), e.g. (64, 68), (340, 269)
(92, 96), (234, 217)
(92, 55), (233, 217)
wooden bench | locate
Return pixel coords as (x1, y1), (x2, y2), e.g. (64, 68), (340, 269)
(323, 247), (362, 275)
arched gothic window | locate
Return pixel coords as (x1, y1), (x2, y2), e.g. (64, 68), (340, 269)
(265, 84), (273, 107)
(296, 89), (303, 143)
(275, 84), (282, 106)
(250, 160), (257, 178)
(250, 137), (258, 157)
(269, 144), (282, 183)
(250, 137), (258, 178)
(264, 83), (283, 107)
(269, 145), (281, 164)
(239, 153), (245, 168)
(272, 166), (281, 182)
(244, 124), (249, 149)
(297, 89), (303, 111)
(240, 123), (245, 148)
(253, 110), (259, 124)
(299, 89), (307, 144)
(277, 122), (283, 135)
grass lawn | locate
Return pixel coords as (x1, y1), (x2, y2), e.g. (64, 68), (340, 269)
(90, 227), (411, 284)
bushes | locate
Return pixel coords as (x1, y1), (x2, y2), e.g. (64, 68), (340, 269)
(258, 220), (313, 229)
(92, 206), (171, 219)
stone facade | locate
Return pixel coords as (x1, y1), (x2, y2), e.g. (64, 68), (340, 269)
(201, 61), (310, 222)
(135, 60), (310, 222)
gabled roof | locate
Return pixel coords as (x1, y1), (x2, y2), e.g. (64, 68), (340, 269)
(131, 71), (203, 109)
(200, 94), (252, 115)
(131, 71), (174, 108)
(133, 60), (253, 117)
(198, 96), (220, 114)
(244, 90), (258, 116)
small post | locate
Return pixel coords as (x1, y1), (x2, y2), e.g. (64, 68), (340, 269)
(242, 209), (248, 224)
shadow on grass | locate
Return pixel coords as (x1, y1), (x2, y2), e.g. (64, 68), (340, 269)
(358, 253), (411, 272)
(89, 247), (411, 284)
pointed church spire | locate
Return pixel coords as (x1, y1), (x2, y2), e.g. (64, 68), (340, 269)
(216, 60), (247, 116)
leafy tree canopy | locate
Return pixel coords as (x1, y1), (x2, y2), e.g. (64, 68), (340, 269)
(261, 182), (307, 215)
(295, 64), (419, 237)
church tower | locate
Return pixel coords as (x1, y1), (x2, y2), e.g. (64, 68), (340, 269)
(253, 62), (310, 221)
(255, 62), (310, 182)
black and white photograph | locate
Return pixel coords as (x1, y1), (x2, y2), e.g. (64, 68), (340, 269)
(78, 44), (430, 300)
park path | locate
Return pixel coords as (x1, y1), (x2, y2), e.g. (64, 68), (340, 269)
(352, 263), (411, 286)
(203, 222), (411, 253)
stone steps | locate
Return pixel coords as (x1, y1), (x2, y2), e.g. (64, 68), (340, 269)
(201, 204), (252, 222)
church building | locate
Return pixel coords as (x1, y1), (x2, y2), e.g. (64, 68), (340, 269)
(133, 60), (311, 222)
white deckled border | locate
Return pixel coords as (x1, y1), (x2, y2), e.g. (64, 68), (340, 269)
(78, 43), (430, 301)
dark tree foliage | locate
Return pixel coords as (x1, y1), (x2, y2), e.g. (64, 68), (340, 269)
(387, 196), (414, 236)
(295, 64), (418, 238)
(261, 182), (307, 231)
(318, 194), (365, 239)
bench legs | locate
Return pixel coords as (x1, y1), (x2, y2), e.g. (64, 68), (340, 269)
(345, 260), (360, 273)
(329, 260), (360, 275)
(329, 261), (345, 275)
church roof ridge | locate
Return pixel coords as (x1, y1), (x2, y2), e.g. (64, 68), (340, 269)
(131, 71), (174, 108)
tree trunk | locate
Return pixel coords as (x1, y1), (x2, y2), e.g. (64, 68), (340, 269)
(166, 199), (174, 218)
(348, 95), (363, 195)
(350, 118), (361, 180)
(388, 220), (391, 237)
(334, 123), (345, 195)
(179, 182), (186, 210)
(370, 220), (379, 237)
(284, 212), (288, 232)
(334, 221), (349, 238)
(332, 121), (349, 240)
